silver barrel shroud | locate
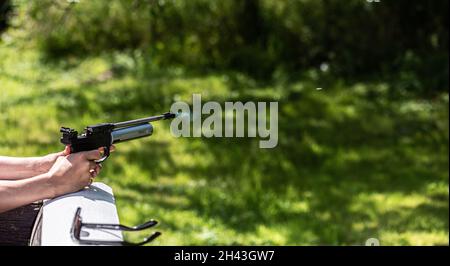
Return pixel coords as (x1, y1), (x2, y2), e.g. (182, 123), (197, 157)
(111, 123), (153, 143)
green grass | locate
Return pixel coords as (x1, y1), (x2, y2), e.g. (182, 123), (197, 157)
(1, 43), (448, 245)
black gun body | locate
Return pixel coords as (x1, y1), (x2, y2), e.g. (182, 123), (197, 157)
(62, 124), (153, 153)
(68, 133), (113, 154)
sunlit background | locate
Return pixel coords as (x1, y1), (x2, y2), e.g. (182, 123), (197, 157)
(0, 0), (448, 245)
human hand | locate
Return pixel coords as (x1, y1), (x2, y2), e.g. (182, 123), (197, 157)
(36, 145), (115, 174)
(34, 146), (71, 175)
(45, 146), (114, 197)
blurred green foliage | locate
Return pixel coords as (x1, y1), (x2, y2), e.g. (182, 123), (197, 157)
(6, 0), (448, 93)
(0, 0), (449, 245)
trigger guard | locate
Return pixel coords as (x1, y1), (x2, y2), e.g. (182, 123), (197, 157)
(95, 146), (110, 164)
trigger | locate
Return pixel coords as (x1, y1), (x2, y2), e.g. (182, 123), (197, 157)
(95, 146), (110, 164)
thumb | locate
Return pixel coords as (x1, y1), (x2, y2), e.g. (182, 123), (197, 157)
(54, 146), (71, 157)
(63, 146), (71, 156)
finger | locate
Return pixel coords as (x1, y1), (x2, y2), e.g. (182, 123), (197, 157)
(110, 145), (116, 153)
(89, 161), (97, 171)
(54, 146), (70, 157)
(87, 175), (95, 186)
(89, 169), (97, 178)
(63, 146), (71, 156)
(83, 149), (103, 161)
(90, 167), (100, 176)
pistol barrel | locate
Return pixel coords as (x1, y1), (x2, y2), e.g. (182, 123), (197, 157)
(113, 112), (175, 128)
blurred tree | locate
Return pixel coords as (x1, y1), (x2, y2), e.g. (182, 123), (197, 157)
(17, 0), (450, 93)
(0, 0), (12, 35)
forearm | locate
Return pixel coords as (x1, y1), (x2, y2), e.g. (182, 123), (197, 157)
(0, 173), (54, 213)
(0, 156), (47, 180)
